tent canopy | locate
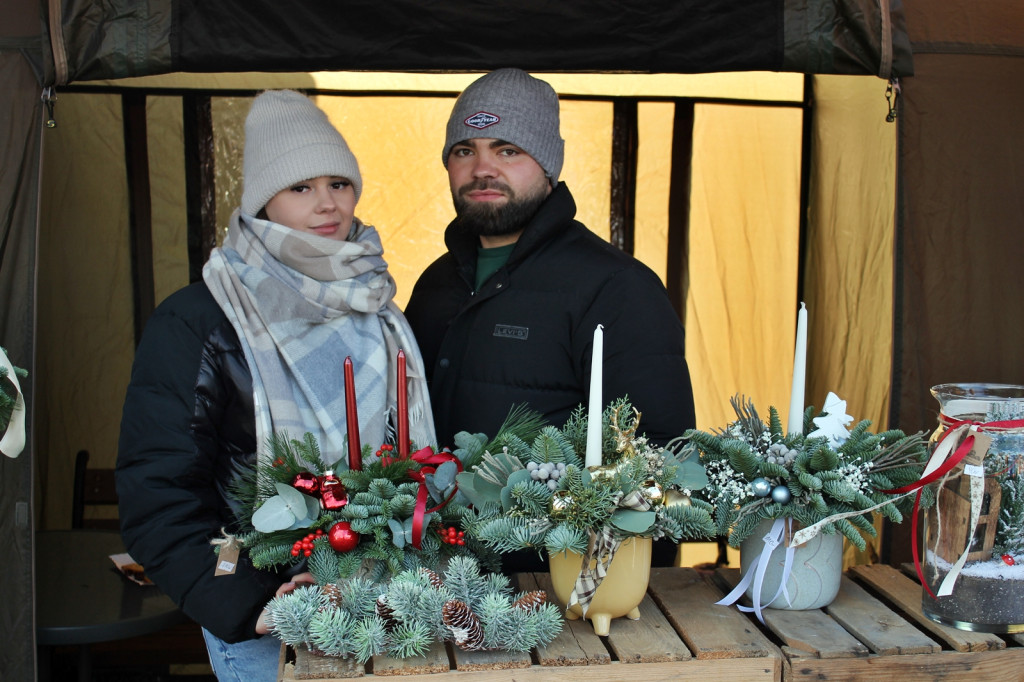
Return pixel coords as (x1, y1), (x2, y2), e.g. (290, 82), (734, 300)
(31, 0), (912, 85)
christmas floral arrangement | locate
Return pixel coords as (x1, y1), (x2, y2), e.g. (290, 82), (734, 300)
(264, 555), (563, 663)
(458, 398), (716, 611)
(682, 392), (932, 550)
(228, 432), (500, 582)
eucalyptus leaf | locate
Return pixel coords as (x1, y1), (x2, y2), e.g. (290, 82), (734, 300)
(252, 496), (296, 533)
(388, 518), (406, 548)
(455, 473), (485, 507)
(610, 509), (656, 533)
(423, 473), (442, 501)
(275, 482), (314, 518)
(472, 473), (504, 501)
(285, 514), (316, 531)
(501, 469), (534, 512)
(671, 456), (709, 490)
(433, 460), (458, 493)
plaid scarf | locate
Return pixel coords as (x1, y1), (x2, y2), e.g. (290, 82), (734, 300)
(203, 210), (435, 470)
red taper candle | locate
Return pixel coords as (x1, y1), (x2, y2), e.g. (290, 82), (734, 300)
(344, 356), (361, 471)
(397, 350), (409, 457)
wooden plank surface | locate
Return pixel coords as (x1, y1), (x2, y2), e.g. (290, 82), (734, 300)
(648, 567), (779, 660)
(285, 658), (778, 681)
(848, 564), (1006, 652)
(448, 646), (532, 672)
(524, 572), (611, 666)
(281, 562), (1024, 682)
(786, 647), (1024, 680)
(602, 593), (692, 663)
(715, 568), (869, 659)
(825, 576), (940, 656)
(372, 641), (449, 676)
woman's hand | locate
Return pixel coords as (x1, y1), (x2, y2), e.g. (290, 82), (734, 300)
(255, 572), (316, 635)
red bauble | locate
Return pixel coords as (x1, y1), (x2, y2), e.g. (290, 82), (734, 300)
(327, 521), (360, 552)
(292, 472), (320, 496)
(1003, 554), (1016, 566)
(319, 471), (349, 510)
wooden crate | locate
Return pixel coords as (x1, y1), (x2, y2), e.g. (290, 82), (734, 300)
(278, 567), (781, 681)
(279, 562), (1024, 681)
(714, 563), (1024, 680)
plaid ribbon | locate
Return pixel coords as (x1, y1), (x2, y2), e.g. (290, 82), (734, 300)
(567, 489), (653, 615)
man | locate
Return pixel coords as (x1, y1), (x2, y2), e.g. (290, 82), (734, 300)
(406, 67), (696, 454)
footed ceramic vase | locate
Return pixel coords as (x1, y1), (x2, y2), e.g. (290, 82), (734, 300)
(739, 518), (843, 610)
(548, 536), (652, 635)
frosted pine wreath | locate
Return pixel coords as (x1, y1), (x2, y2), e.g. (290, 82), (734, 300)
(264, 555), (563, 662)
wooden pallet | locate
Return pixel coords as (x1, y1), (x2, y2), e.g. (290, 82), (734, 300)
(278, 567), (781, 681)
(278, 563), (1024, 681)
(714, 563), (1024, 680)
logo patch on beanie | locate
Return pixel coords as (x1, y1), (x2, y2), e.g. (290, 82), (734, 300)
(464, 111), (500, 129)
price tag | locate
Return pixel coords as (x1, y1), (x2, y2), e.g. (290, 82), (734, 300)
(215, 539), (240, 576)
(964, 464), (985, 478)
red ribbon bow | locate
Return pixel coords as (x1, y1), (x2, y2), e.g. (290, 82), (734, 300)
(385, 446), (462, 549)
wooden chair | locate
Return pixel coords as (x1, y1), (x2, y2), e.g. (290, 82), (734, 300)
(71, 449), (120, 530)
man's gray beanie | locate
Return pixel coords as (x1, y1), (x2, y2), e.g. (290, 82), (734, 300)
(241, 90), (362, 216)
(442, 69), (564, 185)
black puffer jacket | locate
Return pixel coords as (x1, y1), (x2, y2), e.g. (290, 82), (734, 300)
(116, 281), (283, 643)
(405, 183), (696, 449)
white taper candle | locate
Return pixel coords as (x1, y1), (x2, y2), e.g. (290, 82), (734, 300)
(585, 324), (604, 467)
(787, 302), (808, 435)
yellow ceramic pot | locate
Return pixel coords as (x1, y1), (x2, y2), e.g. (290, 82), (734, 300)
(548, 536), (652, 635)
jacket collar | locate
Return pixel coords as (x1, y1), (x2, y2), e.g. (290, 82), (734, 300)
(443, 182), (577, 276)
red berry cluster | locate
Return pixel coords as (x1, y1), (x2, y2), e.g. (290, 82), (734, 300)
(438, 526), (465, 546)
(291, 529), (325, 557)
(375, 443), (396, 457)
(271, 457), (286, 467)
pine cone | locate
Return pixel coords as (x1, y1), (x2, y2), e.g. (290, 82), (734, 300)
(512, 590), (548, 611)
(442, 599), (486, 651)
(420, 567), (445, 590)
(320, 583), (342, 610)
(375, 595), (397, 631)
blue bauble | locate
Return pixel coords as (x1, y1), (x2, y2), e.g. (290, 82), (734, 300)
(771, 485), (792, 504)
(751, 477), (771, 497)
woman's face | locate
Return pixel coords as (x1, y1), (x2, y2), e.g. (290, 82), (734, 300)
(264, 176), (356, 241)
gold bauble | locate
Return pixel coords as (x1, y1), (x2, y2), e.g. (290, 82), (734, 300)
(551, 490), (574, 516)
(663, 489), (692, 508)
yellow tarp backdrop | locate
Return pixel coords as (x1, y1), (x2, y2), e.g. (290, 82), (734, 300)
(37, 73), (895, 567)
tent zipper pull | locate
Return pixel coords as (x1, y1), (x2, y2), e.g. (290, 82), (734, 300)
(41, 87), (57, 128)
(885, 78), (901, 123)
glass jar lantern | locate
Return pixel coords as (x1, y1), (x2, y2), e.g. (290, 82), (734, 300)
(921, 383), (1024, 633)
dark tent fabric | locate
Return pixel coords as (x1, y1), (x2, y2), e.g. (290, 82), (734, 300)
(38, 0), (913, 85)
(4, 0), (1023, 679)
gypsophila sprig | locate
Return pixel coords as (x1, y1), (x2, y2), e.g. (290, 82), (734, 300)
(683, 392), (931, 549)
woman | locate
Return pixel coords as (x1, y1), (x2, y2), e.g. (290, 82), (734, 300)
(116, 90), (434, 681)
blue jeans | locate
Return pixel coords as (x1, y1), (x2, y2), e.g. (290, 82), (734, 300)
(202, 627), (283, 682)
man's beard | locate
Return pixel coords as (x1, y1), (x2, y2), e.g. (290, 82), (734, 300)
(452, 179), (548, 237)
